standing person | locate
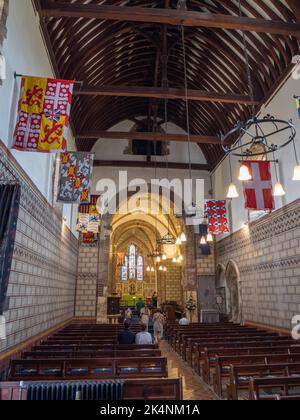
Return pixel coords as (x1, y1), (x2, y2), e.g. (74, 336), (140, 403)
(135, 298), (144, 317)
(135, 323), (153, 345)
(152, 308), (166, 344)
(118, 320), (136, 345)
(152, 292), (158, 309)
(140, 304), (151, 331)
(125, 307), (132, 321)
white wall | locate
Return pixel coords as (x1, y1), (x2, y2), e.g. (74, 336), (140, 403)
(0, 0), (76, 232)
(213, 72), (300, 234)
(92, 120), (207, 164)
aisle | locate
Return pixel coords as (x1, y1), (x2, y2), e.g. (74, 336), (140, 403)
(160, 341), (216, 401)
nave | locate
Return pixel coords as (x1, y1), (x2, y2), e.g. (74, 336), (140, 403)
(1, 320), (300, 401)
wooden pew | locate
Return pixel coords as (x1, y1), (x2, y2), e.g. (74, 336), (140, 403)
(0, 378), (183, 401)
(213, 353), (300, 397)
(9, 357), (168, 381)
(23, 349), (162, 360)
(249, 376), (300, 400)
(32, 344), (159, 352)
(191, 337), (296, 372)
(227, 362), (300, 400)
(201, 345), (300, 381)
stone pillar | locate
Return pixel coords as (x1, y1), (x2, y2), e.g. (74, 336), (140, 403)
(96, 231), (110, 324)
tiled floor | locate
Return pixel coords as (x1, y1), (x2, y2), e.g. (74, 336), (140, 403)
(160, 341), (217, 400)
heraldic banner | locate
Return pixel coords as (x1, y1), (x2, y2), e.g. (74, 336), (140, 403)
(205, 200), (230, 235)
(13, 76), (74, 152)
(58, 152), (94, 204)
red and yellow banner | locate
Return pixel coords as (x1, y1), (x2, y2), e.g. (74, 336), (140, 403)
(13, 76), (74, 152)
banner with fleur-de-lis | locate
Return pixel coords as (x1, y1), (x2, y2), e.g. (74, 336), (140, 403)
(57, 152), (94, 204)
(13, 76), (74, 152)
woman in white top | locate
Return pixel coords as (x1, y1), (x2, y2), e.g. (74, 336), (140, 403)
(152, 309), (166, 344)
(140, 304), (151, 331)
(179, 314), (190, 326)
(135, 323), (153, 345)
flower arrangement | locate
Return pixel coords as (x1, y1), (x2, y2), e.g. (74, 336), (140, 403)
(185, 297), (197, 312)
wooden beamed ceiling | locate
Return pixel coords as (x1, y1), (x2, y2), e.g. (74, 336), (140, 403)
(35, 0), (300, 168)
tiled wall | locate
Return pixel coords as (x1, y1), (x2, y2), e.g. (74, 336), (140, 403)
(75, 244), (98, 318)
(0, 141), (78, 353)
(216, 199), (300, 330)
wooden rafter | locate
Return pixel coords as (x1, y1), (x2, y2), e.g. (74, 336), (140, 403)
(76, 131), (222, 145)
(40, 1), (300, 36)
(74, 86), (261, 105)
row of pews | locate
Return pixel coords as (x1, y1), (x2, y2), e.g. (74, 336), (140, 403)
(0, 324), (183, 400)
(166, 322), (300, 400)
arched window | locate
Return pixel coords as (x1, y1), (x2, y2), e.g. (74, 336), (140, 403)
(121, 256), (129, 281)
(137, 256), (144, 281)
(129, 244), (136, 279)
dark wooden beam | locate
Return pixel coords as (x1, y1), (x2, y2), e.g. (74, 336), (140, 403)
(94, 160), (211, 171)
(40, 1), (300, 36)
(74, 85), (261, 105)
(76, 131), (222, 144)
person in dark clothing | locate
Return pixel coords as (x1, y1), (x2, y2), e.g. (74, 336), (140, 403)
(117, 320), (136, 345)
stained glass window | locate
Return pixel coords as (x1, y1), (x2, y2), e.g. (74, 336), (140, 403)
(121, 256), (128, 281)
(129, 244), (136, 279)
(137, 256), (144, 281)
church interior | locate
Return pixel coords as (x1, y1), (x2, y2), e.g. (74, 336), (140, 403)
(1, 0), (300, 402)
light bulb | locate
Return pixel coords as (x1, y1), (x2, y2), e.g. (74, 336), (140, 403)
(273, 182), (286, 197)
(180, 232), (187, 242)
(146, 266), (151, 272)
(159, 266), (163, 271)
(238, 164), (252, 181)
(162, 254), (167, 261)
(179, 255), (183, 261)
(163, 267), (167, 272)
(293, 165), (300, 181)
(207, 233), (213, 242)
(176, 237), (182, 245)
(227, 183), (239, 199)
(200, 236), (207, 245)
(151, 267), (155, 272)
(156, 256), (161, 263)
(172, 257), (177, 263)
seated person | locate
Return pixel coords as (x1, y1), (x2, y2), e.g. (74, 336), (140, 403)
(135, 323), (153, 345)
(179, 313), (190, 326)
(118, 320), (136, 345)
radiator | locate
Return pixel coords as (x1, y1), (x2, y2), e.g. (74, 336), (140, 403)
(26, 380), (125, 401)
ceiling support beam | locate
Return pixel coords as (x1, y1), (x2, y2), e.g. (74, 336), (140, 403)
(40, 1), (300, 37)
(94, 160), (211, 171)
(76, 131), (222, 145)
(74, 85), (261, 105)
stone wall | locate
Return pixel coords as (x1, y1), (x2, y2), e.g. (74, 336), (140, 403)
(75, 244), (98, 318)
(216, 199), (300, 330)
(0, 141), (78, 353)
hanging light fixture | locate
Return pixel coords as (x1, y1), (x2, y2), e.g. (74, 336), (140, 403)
(207, 233), (213, 243)
(273, 156), (286, 197)
(159, 265), (164, 271)
(273, 182), (286, 197)
(156, 255), (161, 263)
(238, 164), (252, 181)
(176, 237), (182, 246)
(163, 267), (168, 272)
(146, 266), (151, 272)
(227, 156), (239, 199)
(292, 137), (300, 181)
(180, 232), (187, 242)
(162, 254), (167, 261)
(151, 267), (155, 273)
(200, 236), (207, 245)
(222, 0), (296, 191)
(172, 257), (177, 263)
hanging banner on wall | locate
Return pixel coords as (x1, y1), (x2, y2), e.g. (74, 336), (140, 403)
(13, 76), (74, 152)
(242, 161), (274, 211)
(295, 96), (300, 118)
(205, 200), (229, 235)
(57, 152), (94, 204)
(76, 195), (101, 234)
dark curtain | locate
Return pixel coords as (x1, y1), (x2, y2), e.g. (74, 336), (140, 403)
(0, 183), (20, 315)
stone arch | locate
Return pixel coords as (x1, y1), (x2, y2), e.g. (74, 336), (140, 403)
(225, 260), (242, 324)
